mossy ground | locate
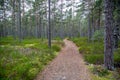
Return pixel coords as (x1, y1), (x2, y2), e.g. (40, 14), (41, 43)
(71, 37), (120, 80)
(0, 36), (63, 80)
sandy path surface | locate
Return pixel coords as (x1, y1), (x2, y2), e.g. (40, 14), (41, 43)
(35, 39), (91, 80)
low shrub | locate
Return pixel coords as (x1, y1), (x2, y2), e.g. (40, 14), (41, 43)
(72, 37), (120, 80)
(0, 37), (62, 80)
(88, 65), (114, 80)
(91, 29), (104, 41)
(27, 68), (39, 80)
(92, 65), (109, 77)
(72, 37), (120, 66)
(114, 53), (120, 63)
(52, 45), (61, 52)
(84, 54), (104, 64)
(113, 69), (120, 80)
(79, 46), (92, 54)
(71, 38), (104, 64)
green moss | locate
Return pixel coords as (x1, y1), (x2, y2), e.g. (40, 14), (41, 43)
(0, 37), (62, 80)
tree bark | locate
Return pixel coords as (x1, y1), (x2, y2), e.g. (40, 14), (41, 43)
(88, 13), (92, 41)
(48, 0), (51, 48)
(12, 0), (17, 39)
(104, 0), (114, 70)
(60, 0), (63, 39)
(97, 7), (101, 30)
(16, 0), (22, 42)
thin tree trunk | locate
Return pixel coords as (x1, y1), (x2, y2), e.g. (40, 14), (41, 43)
(12, 0), (16, 39)
(3, 0), (6, 37)
(17, 0), (22, 42)
(34, 0), (38, 38)
(88, 13), (92, 41)
(45, 0), (47, 39)
(60, 0), (63, 39)
(22, 0), (25, 38)
(48, 0), (51, 48)
(97, 8), (101, 30)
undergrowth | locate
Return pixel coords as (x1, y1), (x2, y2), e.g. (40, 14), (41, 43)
(71, 37), (120, 80)
(0, 36), (62, 80)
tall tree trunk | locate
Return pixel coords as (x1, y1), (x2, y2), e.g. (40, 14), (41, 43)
(104, 0), (114, 70)
(45, 0), (47, 39)
(38, 14), (42, 38)
(88, 13), (92, 41)
(12, 0), (16, 39)
(91, 9), (95, 34)
(3, 0), (6, 37)
(34, 0), (38, 38)
(22, 0), (25, 38)
(60, 0), (63, 39)
(79, 20), (81, 37)
(19, 0), (22, 41)
(48, 0), (51, 48)
(17, 0), (22, 42)
(97, 7), (101, 30)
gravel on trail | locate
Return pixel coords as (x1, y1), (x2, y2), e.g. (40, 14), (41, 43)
(35, 39), (91, 80)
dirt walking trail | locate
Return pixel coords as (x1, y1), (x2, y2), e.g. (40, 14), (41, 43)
(35, 39), (91, 80)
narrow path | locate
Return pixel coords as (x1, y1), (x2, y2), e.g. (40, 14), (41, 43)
(35, 39), (91, 80)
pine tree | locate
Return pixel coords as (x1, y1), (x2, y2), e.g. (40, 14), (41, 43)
(104, 0), (114, 70)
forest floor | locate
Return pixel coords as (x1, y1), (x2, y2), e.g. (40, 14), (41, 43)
(35, 39), (91, 80)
